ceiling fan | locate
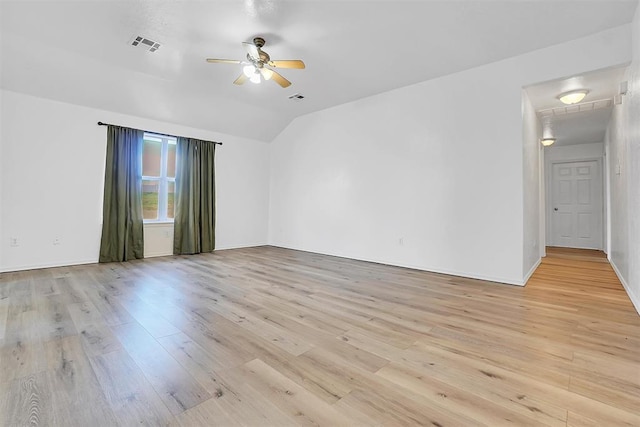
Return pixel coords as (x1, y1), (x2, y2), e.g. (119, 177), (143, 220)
(206, 37), (305, 88)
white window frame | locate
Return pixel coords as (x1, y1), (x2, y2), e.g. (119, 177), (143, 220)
(142, 133), (176, 223)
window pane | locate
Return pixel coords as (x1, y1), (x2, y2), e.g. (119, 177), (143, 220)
(167, 181), (175, 219)
(142, 140), (162, 177)
(142, 180), (159, 220)
(167, 143), (176, 178)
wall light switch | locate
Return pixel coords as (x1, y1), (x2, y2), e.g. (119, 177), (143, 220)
(9, 237), (18, 247)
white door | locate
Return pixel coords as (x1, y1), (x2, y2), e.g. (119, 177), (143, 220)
(550, 160), (603, 249)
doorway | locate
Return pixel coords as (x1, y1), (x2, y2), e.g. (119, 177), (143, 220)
(548, 159), (603, 250)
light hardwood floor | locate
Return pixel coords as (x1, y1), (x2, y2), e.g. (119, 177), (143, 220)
(0, 246), (638, 426)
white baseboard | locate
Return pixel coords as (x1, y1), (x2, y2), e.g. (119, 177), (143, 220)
(215, 243), (268, 251)
(0, 245), (538, 291)
(523, 257), (542, 285)
(0, 243), (269, 272)
(144, 252), (173, 258)
(268, 244), (525, 286)
(609, 257), (640, 316)
(144, 243), (268, 258)
(0, 258), (98, 273)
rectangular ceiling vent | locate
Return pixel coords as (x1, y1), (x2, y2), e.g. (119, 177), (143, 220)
(130, 36), (161, 52)
(288, 93), (305, 101)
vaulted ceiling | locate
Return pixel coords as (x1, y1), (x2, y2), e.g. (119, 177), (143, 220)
(1, 1), (636, 141)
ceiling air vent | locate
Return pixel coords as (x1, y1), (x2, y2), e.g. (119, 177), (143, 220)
(130, 36), (161, 52)
(288, 93), (305, 101)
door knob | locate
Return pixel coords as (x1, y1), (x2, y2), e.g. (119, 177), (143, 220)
(554, 208), (558, 211)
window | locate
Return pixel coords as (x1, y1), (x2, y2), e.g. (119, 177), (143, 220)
(142, 133), (176, 221)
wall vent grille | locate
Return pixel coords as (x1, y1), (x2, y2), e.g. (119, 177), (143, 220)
(288, 93), (305, 101)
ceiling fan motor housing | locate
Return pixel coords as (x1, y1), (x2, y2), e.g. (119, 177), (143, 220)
(246, 52), (270, 65)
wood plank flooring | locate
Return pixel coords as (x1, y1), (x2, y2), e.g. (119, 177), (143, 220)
(0, 246), (638, 426)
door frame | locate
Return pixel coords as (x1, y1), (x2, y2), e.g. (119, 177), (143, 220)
(545, 156), (605, 250)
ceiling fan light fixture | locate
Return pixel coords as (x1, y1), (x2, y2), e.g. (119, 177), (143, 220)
(243, 64), (257, 78)
(540, 138), (556, 147)
(249, 73), (261, 84)
(206, 37), (304, 88)
(261, 68), (273, 81)
(558, 90), (588, 105)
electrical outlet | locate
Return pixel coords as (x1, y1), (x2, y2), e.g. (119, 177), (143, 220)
(9, 237), (18, 247)
(53, 236), (61, 245)
(164, 230), (170, 238)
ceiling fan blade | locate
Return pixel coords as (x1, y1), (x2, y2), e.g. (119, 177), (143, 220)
(269, 60), (305, 69)
(242, 42), (260, 61)
(206, 58), (242, 64)
(233, 74), (249, 85)
(269, 70), (291, 88)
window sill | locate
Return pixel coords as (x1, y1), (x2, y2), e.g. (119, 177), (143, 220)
(143, 221), (174, 226)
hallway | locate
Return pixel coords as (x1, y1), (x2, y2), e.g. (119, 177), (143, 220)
(524, 247), (640, 425)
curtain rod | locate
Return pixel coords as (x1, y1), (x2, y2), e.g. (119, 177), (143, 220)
(97, 121), (223, 145)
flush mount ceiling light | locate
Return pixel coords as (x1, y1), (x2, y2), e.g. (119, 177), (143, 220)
(558, 89), (589, 105)
(540, 138), (556, 146)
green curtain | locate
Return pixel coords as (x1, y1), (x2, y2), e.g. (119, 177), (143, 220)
(173, 137), (216, 255)
(99, 125), (145, 262)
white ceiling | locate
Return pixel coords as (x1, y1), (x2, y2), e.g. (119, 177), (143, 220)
(526, 66), (628, 146)
(1, 0), (637, 141)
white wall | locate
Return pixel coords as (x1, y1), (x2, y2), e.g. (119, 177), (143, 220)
(0, 90), (4, 269)
(606, 5), (640, 314)
(269, 25), (631, 285)
(522, 91), (542, 282)
(0, 23), (3, 269)
(0, 90), (270, 272)
(143, 223), (174, 259)
(629, 5), (640, 314)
